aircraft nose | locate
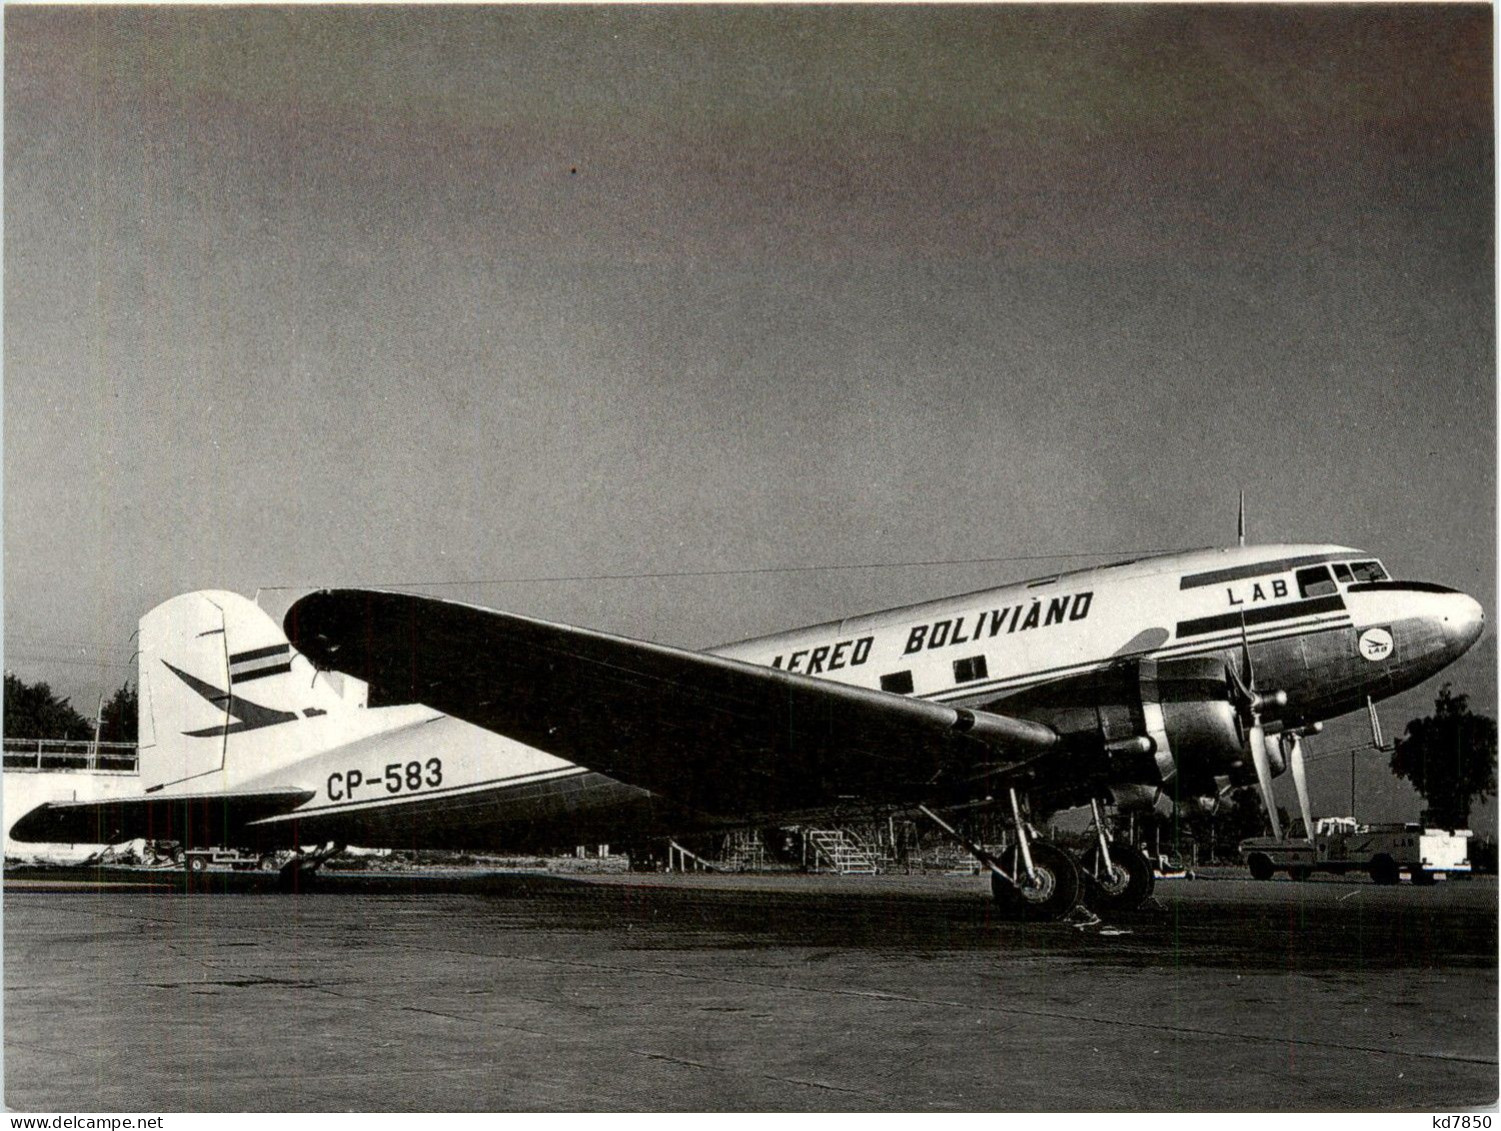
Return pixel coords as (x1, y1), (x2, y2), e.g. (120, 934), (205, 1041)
(1443, 593), (1485, 656)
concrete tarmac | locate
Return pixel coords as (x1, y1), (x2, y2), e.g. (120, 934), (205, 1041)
(4, 869), (1496, 1111)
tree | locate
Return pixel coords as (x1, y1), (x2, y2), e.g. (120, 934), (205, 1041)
(97, 684), (137, 743)
(1390, 685), (1497, 829)
(3, 672), (93, 740)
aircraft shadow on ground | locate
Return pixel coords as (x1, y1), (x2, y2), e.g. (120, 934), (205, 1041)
(10, 866), (1494, 972)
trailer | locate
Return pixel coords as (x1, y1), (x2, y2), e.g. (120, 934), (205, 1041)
(1240, 818), (1472, 885)
(183, 847), (281, 873)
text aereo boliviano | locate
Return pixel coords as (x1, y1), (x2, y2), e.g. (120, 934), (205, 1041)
(770, 592), (1094, 674)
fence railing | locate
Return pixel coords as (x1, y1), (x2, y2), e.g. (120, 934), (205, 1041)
(2, 738), (139, 773)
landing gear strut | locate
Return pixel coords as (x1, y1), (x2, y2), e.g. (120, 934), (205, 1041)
(996, 787), (1080, 918)
(991, 839), (1081, 919)
(1076, 798), (1154, 914)
(918, 789), (1082, 921)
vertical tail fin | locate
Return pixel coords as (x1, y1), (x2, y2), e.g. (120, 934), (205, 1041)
(137, 591), (364, 792)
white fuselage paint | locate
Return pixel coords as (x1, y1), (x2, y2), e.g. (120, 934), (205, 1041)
(85, 544), (1479, 853)
(710, 543), (1479, 725)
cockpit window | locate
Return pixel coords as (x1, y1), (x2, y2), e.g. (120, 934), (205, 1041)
(1349, 560), (1388, 583)
(1331, 562), (1353, 584)
(1296, 565), (1338, 598)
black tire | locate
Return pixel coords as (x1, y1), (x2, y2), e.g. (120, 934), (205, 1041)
(1369, 855), (1400, 886)
(187, 855), (208, 873)
(990, 840), (1081, 920)
(1247, 853), (1274, 881)
(1077, 839), (1154, 913)
(1411, 868), (1437, 886)
(1287, 866), (1312, 882)
(258, 854), (280, 873)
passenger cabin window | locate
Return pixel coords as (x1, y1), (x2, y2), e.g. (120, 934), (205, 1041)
(1331, 562), (1353, 584)
(881, 671), (914, 695)
(953, 655), (988, 684)
(1296, 565), (1338, 598)
(1349, 560), (1389, 583)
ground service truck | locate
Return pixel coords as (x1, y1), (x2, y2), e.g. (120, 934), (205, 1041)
(1240, 818), (1471, 885)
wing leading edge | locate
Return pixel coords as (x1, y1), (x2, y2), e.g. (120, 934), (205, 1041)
(284, 589), (1057, 819)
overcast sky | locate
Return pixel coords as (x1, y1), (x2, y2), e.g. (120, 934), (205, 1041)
(5, 5), (1493, 822)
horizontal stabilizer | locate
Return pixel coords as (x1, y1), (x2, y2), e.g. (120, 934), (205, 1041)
(285, 589), (1057, 818)
(10, 788), (314, 848)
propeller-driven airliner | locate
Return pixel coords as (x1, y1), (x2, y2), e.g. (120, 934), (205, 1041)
(13, 542), (1482, 918)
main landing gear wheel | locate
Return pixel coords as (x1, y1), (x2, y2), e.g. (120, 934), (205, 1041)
(1247, 853), (1274, 882)
(1078, 839), (1154, 913)
(991, 840), (1081, 921)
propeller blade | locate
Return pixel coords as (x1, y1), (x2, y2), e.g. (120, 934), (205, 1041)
(1286, 733), (1315, 843)
(1239, 613), (1256, 692)
(1248, 723), (1282, 838)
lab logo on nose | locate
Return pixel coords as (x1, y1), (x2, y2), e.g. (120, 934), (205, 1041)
(1358, 627), (1394, 661)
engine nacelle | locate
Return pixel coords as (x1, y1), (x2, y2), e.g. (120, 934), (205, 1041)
(1142, 656), (1247, 790)
(991, 655), (1246, 799)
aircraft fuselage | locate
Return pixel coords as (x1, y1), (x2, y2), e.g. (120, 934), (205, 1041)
(19, 543), (1479, 859)
(714, 543), (1483, 801)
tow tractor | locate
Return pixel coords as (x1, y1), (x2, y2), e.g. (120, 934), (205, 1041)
(1240, 817), (1472, 885)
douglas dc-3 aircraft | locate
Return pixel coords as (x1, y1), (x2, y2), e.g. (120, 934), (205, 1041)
(13, 543), (1483, 918)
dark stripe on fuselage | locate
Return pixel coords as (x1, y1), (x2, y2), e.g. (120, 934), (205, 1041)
(258, 767), (596, 821)
(1178, 553), (1345, 590)
(924, 621), (1350, 702)
(1151, 616), (1349, 658)
(229, 643), (291, 663)
(1175, 594), (1346, 639)
(918, 618), (1350, 704)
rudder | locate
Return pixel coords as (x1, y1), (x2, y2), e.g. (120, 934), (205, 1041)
(137, 591), (362, 792)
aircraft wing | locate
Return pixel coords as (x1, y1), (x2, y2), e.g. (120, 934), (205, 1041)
(284, 590), (1058, 819)
(10, 788), (315, 848)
